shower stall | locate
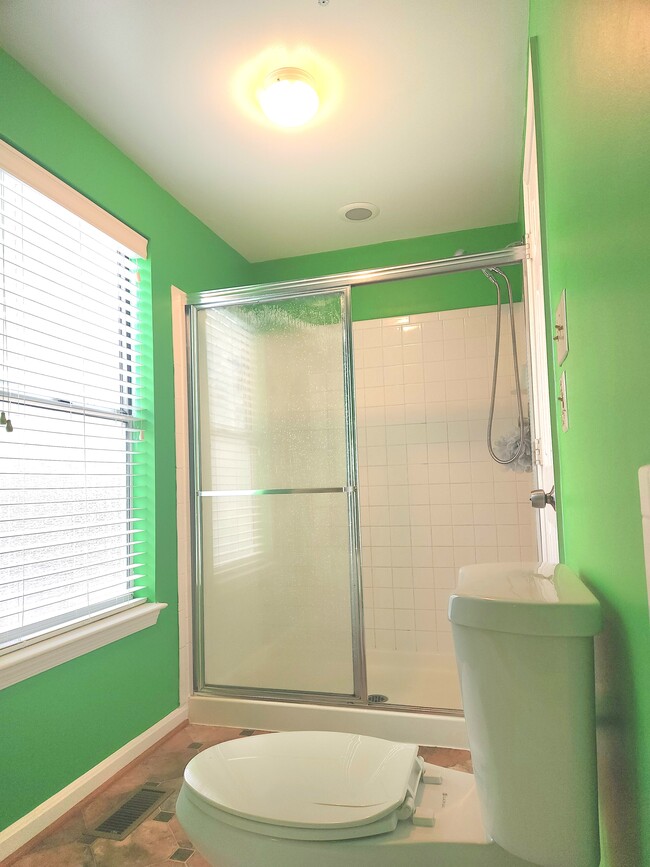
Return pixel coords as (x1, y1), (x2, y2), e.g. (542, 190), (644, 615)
(186, 247), (538, 729)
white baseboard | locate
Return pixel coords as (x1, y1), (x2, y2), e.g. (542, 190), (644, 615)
(0, 704), (188, 862)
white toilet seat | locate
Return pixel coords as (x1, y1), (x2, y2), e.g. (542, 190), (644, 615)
(177, 749), (506, 866)
(182, 731), (424, 842)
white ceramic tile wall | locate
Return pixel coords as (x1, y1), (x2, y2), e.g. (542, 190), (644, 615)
(353, 305), (538, 655)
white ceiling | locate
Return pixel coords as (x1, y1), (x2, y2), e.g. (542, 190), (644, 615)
(0, 0), (529, 262)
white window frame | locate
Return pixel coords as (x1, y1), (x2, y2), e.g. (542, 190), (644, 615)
(0, 141), (165, 690)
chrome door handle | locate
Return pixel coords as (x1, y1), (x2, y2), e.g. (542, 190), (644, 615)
(530, 486), (556, 511)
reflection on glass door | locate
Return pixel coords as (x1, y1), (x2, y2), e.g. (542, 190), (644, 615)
(190, 288), (363, 699)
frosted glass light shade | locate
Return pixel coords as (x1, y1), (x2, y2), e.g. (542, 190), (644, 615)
(258, 68), (319, 128)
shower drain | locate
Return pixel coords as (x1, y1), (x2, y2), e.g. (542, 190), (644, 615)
(368, 694), (389, 704)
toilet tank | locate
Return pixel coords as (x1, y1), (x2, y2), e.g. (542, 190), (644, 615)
(449, 562), (601, 867)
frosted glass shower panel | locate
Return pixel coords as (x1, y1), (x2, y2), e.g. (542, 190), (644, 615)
(201, 493), (354, 694)
(196, 295), (348, 491)
(193, 288), (359, 698)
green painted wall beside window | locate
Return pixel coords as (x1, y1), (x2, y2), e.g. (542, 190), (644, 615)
(0, 48), (250, 831)
(529, 2), (650, 864)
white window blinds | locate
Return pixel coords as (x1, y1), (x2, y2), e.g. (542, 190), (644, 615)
(0, 154), (147, 652)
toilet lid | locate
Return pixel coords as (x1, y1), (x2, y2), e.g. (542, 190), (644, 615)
(183, 730), (420, 831)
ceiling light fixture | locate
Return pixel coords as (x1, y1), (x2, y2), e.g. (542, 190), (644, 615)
(258, 68), (319, 128)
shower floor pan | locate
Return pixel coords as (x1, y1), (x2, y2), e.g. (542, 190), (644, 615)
(365, 649), (462, 711)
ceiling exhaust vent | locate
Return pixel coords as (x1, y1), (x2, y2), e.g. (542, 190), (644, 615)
(339, 202), (379, 222)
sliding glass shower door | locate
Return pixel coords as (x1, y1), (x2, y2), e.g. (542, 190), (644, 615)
(189, 287), (363, 700)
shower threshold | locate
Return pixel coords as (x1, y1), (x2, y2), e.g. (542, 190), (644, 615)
(188, 693), (468, 749)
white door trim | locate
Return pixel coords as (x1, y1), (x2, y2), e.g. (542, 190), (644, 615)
(522, 50), (559, 563)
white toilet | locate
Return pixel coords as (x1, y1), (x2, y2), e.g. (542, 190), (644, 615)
(177, 563), (602, 867)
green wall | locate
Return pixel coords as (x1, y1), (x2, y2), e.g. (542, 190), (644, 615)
(529, 3), (650, 865)
(251, 222), (523, 320)
(0, 49), (250, 831)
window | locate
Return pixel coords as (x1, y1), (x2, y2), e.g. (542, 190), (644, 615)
(0, 143), (151, 656)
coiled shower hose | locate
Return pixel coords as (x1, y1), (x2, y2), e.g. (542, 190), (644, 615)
(482, 267), (527, 465)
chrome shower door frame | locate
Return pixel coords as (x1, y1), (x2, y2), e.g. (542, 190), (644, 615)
(186, 283), (367, 706)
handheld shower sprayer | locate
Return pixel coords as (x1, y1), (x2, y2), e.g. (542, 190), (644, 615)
(483, 267), (527, 466)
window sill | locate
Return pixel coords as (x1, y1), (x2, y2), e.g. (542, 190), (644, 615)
(0, 602), (167, 691)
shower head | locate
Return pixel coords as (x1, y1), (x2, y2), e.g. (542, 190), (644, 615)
(482, 267), (500, 287)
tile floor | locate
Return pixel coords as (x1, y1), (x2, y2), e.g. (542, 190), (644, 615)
(9, 723), (473, 867)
